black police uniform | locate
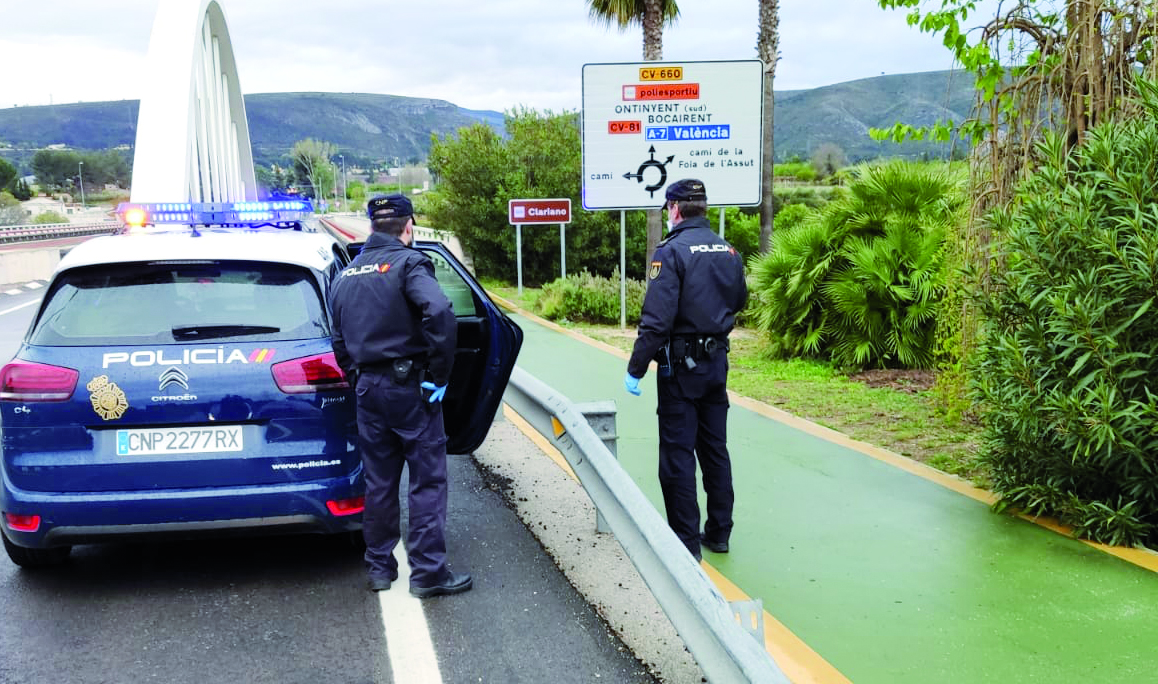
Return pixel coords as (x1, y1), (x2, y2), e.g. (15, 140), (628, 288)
(327, 203), (458, 590)
(627, 182), (748, 559)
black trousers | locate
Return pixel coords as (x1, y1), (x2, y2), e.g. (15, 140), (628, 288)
(354, 371), (449, 587)
(655, 353), (734, 557)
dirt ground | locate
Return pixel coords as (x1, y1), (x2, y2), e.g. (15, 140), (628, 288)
(847, 368), (937, 394)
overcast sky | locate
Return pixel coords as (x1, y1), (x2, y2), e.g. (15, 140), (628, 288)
(0, 0), (975, 113)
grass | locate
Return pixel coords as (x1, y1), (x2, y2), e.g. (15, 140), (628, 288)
(484, 281), (986, 485)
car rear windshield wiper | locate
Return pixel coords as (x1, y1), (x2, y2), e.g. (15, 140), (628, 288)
(171, 324), (281, 340)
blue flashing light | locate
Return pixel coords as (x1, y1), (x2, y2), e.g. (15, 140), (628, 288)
(116, 200), (314, 228)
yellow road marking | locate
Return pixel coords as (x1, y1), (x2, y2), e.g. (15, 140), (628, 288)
(490, 290), (1158, 575)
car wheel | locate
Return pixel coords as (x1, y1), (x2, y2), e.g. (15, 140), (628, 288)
(2, 534), (71, 568)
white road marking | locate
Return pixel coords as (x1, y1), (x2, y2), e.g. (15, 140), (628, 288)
(4, 289), (21, 295)
(23, 282), (43, 289)
(378, 545), (443, 683)
(0, 299), (38, 317)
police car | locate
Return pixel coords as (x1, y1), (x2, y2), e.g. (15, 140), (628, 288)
(0, 201), (522, 567)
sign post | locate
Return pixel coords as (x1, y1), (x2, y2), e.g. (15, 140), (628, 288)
(581, 60), (763, 326)
(509, 198), (573, 295)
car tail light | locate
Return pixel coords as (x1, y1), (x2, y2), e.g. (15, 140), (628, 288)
(271, 352), (350, 394)
(0, 360), (79, 401)
(326, 497), (365, 517)
(4, 512), (41, 532)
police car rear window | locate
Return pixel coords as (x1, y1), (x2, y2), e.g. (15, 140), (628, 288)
(29, 261), (329, 346)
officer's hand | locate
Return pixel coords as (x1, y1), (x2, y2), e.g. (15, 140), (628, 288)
(420, 381), (448, 403)
(624, 373), (642, 396)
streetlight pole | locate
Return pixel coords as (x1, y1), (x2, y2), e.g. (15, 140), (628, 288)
(395, 157), (402, 195)
(78, 161), (85, 209)
(339, 154), (346, 211)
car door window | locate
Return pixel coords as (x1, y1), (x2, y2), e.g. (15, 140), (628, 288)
(427, 252), (479, 317)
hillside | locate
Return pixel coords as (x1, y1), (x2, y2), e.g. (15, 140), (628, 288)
(0, 70), (976, 170)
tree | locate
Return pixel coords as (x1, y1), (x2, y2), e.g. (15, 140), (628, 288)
(0, 191), (28, 226)
(757, 0), (780, 254)
(587, 0), (680, 264)
(9, 178), (32, 201)
(426, 109), (648, 284)
(0, 157), (16, 191)
(810, 142), (846, 179)
(31, 149), (81, 191)
(290, 139), (337, 201)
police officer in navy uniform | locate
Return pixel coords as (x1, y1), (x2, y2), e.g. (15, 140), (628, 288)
(624, 179), (748, 562)
(327, 194), (472, 597)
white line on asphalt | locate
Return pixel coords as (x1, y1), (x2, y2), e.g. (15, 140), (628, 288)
(0, 299), (38, 317)
(378, 546), (443, 684)
(23, 282), (43, 289)
(4, 289), (20, 295)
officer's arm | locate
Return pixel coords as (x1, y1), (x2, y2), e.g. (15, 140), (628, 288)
(736, 256), (749, 313)
(627, 247), (680, 378)
(326, 279), (355, 379)
(404, 257), (458, 386)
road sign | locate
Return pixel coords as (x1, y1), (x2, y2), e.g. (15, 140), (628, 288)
(509, 198), (572, 225)
(581, 60), (764, 211)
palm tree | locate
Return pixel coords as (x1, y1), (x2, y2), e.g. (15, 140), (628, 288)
(587, 0), (680, 262)
(756, 0), (779, 254)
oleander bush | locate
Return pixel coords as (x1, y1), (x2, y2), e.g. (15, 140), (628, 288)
(749, 161), (964, 369)
(535, 270), (646, 325)
(974, 84), (1158, 547)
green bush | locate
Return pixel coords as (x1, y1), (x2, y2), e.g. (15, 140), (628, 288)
(773, 162), (817, 182)
(535, 270), (645, 325)
(749, 161), (963, 369)
(32, 211), (68, 225)
(973, 84), (1158, 547)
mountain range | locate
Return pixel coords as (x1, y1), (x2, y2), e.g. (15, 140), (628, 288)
(0, 70), (976, 171)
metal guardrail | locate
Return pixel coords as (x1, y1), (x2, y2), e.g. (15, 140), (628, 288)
(502, 366), (789, 684)
(0, 221), (119, 245)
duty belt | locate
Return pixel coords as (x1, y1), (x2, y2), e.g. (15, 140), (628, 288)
(670, 335), (729, 361)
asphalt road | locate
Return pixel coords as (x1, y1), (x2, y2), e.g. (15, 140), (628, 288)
(0, 286), (660, 684)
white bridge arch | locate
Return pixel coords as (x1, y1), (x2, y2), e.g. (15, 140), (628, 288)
(130, 0), (257, 203)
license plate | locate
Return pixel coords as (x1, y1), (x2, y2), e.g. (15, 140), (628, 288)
(116, 426), (243, 456)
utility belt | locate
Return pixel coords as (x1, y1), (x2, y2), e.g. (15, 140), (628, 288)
(359, 356), (428, 384)
(657, 335), (729, 375)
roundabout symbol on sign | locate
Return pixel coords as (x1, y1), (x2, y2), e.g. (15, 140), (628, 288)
(622, 146), (675, 197)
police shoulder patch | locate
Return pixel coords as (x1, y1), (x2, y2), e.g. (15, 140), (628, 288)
(649, 260), (663, 280)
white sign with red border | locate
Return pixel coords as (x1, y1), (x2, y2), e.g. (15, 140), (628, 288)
(509, 198), (572, 225)
(581, 60), (764, 210)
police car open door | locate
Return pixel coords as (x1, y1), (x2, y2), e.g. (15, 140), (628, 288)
(415, 242), (523, 454)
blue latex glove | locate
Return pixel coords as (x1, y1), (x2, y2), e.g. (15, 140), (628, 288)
(624, 373), (642, 396)
(420, 381), (448, 403)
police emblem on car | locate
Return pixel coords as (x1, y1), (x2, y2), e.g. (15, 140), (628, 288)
(87, 375), (129, 420)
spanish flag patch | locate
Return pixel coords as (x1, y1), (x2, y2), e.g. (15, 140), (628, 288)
(649, 261), (662, 279)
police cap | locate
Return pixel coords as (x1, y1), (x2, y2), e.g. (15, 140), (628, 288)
(664, 178), (707, 206)
(367, 194), (413, 219)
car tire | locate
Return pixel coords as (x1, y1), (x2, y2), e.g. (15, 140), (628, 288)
(2, 534), (71, 568)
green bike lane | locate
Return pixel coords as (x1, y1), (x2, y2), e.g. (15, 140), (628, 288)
(502, 309), (1158, 683)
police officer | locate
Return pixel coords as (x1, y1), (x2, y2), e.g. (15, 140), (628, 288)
(624, 179), (748, 562)
(328, 194), (472, 598)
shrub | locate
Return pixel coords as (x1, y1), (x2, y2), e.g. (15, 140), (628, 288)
(749, 161), (964, 369)
(535, 270), (645, 325)
(32, 211), (68, 225)
(973, 86), (1158, 547)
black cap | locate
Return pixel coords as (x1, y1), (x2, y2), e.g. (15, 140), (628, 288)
(664, 178), (707, 206)
(367, 194), (413, 219)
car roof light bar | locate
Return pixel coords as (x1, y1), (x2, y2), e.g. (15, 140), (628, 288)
(116, 200), (315, 229)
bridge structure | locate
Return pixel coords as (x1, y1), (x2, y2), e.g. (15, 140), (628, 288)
(130, 0), (256, 203)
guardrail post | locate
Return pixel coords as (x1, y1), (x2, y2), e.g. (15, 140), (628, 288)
(575, 401), (617, 534)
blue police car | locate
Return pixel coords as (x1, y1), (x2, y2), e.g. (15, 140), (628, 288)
(0, 201), (522, 567)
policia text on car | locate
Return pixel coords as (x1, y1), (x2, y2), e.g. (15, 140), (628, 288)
(624, 179), (748, 563)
